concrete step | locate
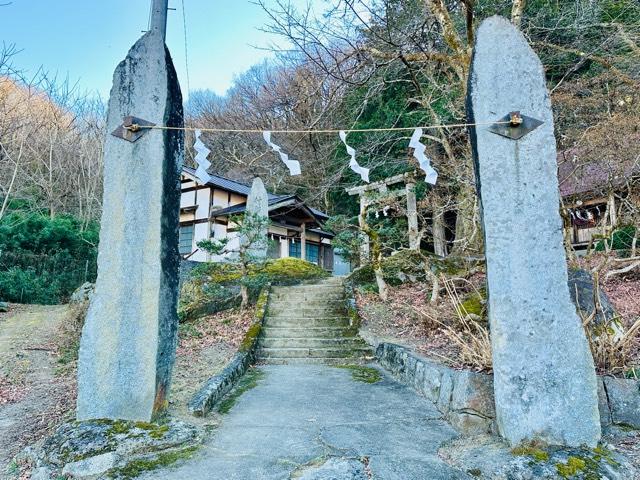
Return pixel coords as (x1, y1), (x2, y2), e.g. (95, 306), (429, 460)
(269, 293), (345, 302)
(257, 357), (370, 366)
(267, 307), (346, 317)
(267, 304), (345, 314)
(261, 326), (357, 338)
(269, 297), (345, 306)
(271, 285), (344, 294)
(257, 346), (373, 359)
(264, 317), (351, 328)
(260, 337), (367, 349)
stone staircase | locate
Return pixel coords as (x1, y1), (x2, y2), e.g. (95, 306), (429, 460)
(257, 277), (373, 364)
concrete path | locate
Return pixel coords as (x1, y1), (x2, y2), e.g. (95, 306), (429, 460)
(143, 365), (470, 479)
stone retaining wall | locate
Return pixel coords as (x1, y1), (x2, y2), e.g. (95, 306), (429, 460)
(375, 342), (640, 435)
(188, 286), (270, 416)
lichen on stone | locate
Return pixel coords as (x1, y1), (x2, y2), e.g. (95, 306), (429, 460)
(108, 446), (199, 479)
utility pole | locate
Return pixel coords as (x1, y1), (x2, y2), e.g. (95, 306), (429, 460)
(150, 0), (169, 40)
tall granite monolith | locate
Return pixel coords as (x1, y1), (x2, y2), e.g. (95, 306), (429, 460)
(242, 177), (269, 260)
(76, 30), (183, 422)
(466, 16), (600, 447)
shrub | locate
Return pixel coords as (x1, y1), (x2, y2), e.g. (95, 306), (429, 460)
(178, 257), (329, 321)
(0, 212), (98, 304)
(594, 225), (637, 252)
(262, 257), (329, 284)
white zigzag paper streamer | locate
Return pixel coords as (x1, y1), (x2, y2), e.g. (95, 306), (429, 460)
(193, 129), (212, 184)
(262, 131), (301, 176)
(409, 128), (438, 185)
(339, 130), (370, 183)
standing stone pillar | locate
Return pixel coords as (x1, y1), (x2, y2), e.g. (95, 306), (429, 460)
(406, 183), (420, 250)
(358, 196), (370, 263)
(467, 16), (600, 447)
(77, 30), (184, 422)
(243, 177), (269, 260)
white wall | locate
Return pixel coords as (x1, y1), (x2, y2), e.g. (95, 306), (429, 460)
(181, 190), (195, 208)
(195, 188), (210, 220)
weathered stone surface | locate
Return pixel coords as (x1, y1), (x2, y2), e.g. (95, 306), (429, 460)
(421, 363), (442, 403)
(604, 376), (640, 428)
(22, 419), (201, 478)
(467, 16), (600, 446)
(297, 457), (368, 480)
(242, 177), (269, 260)
(450, 371), (495, 419)
(61, 452), (118, 479)
(76, 30), (183, 421)
(70, 282), (94, 304)
(448, 411), (492, 435)
(441, 434), (636, 480)
(136, 365), (467, 479)
(0, 301), (8, 312)
(598, 377), (613, 427)
(436, 371), (454, 415)
(30, 466), (54, 480)
(568, 268), (619, 326)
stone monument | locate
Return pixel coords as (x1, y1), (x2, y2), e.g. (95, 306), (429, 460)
(242, 177), (269, 260)
(466, 16), (600, 447)
(76, 30), (184, 421)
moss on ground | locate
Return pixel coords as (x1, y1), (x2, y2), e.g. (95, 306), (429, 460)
(512, 444), (620, 479)
(109, 446), (199, 479)
(337, 365), (382, 383)
(217, 368), (265, 414)
(460, 288), (487, 319)
(511, 444), (550, 462)
(556, 456), (586, 477)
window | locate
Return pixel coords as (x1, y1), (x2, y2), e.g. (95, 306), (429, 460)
(289, 240), (301, 258)
(305, 244), (320, 264)
(288, 240), (319, 264)
(179, 225), (194, 255)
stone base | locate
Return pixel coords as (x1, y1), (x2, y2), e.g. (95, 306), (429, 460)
(440, 434), (636, 480)
(16, 419), (202, 479)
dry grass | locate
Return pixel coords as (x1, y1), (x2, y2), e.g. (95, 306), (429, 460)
(413, 276), (492, 372)
(579, 292), (640, 376)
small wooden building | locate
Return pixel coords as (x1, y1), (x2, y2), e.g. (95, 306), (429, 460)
(179, 166), (335, 270)
(558, 147), (639, 250)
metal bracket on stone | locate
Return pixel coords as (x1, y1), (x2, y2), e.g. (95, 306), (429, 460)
(111, 116), (156, 143)
(488, 111), (543, 140)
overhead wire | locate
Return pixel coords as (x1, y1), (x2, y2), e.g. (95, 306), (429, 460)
(132, 119), (513, 135)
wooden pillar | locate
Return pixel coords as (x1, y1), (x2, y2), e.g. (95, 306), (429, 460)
(359, 196), (370, 264)
(406, 183), (419, 250)
(301, 222), (307, 260)
(607, 193), (617, 228)
(433, 209), (448, 257)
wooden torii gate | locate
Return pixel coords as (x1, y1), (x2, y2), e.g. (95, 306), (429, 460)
(346, 172), (420, 263)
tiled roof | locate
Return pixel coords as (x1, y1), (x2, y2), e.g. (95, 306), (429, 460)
(210, 196), (297, 217)
(183, 166), (329, 219)
(557, 148), (640, 198)
(183, 166), (285, 202)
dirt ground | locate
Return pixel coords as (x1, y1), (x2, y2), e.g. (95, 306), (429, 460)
(0, 304), (75, 473)
(0, 303), (253, 477)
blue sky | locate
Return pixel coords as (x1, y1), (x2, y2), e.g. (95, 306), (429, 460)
(0, 0), (317, 100)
